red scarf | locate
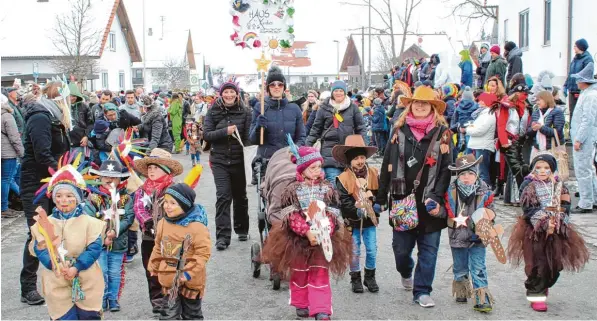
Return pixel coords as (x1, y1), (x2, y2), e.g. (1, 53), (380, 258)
(406, 113), (435, 141)
(141, 174), (173, 196)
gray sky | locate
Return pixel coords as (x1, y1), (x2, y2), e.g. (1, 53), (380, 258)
(124, 0), (490, 74)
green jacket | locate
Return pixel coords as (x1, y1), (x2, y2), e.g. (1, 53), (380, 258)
(84, 188), (135, 253)
(484, 56), (508, 85)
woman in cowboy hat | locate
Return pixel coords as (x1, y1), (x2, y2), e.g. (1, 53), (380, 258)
(444, 154), (499, 313)
(376, 85), (453, 308)
(84, 160), (134, 313)
(132, 148), (183, 315)
(334, 135), (381, 294)
(508, 151), (589, 312)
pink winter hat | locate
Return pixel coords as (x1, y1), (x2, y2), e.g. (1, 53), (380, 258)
(292, 146), (324, 177)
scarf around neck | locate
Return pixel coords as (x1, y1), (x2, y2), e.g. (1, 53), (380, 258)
(141, 174), (173, 196)
(406, 113), (435, 141)
(330, 96), (351, 112)
(352, 166), (368, 179)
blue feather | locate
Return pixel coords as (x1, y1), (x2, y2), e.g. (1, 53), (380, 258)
(286, 133), (300, 159)
(33, 188), (48, 205)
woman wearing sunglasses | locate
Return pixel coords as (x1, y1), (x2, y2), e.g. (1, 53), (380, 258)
(250, 66), (306, 161)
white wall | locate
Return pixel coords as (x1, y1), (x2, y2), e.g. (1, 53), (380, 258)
(1, 59), (55, 76)
(91, 14), (133, 91)
(498, 0), (597, 85)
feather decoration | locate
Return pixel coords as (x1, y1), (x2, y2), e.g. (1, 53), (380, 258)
(286, 133), (300, 160)
(72, 152), (83, 169)
(33, 187), (48, 205)
(183, 165), (203, 189)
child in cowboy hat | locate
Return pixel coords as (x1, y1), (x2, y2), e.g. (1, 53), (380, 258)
(508, 151), (589, 312)
(444, 154), (504, 313)
(262, 136), (352, 320)
(84, 159), (135, 312)
(133, 148), (183, 315)
(333, 135), (381, 294)
(149, 183), (210, 320)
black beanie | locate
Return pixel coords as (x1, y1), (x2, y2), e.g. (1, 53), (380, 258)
(266, 66), (286, 94)
(530, 153), (557, 173)
(345, 148), (367, 164)
(165, 183), (196, 214)
(504, 41), (517, 52)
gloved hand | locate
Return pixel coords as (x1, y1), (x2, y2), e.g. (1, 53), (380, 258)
(373, 204), (382, 214)
(256, 115), (268, 129)
(425, 199), (438, 213)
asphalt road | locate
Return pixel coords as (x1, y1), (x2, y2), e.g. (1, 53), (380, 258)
(2, 146), (597, 320)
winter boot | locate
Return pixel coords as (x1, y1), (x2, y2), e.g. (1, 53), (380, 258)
(363, 268), (379, 293)
(296, 308), (309, 318)
(473, 288), (493, 313)
(452, 279), (472, 303)
(349, 271), (364, 293)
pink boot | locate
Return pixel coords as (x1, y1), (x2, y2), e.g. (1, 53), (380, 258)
(531, 301), (548, 312)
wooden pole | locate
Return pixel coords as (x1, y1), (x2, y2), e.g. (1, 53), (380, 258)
(260, 71), (265, 145)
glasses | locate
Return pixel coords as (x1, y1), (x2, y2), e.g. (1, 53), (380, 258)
(269, 82), (284, 88)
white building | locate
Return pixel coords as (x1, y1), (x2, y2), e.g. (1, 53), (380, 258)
(131, 30), (198, 92)
(1, 0), (141, 91)
(498, 0), (597, 85)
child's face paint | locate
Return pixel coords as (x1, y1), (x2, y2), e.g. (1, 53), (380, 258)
(163, 194), (184, 218)
(54, 190), (78, 213)
(533, 161), (552, 180)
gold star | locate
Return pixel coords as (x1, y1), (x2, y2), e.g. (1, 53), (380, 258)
(454, 212), (469, 228)
(255, 52), (271, 72)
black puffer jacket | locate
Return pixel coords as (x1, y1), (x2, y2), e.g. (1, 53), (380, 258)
(140, 103), (172, 152)
(306, 97), (366, 168)
(21, 99), (70, 193)
(203, 97), (251, 166)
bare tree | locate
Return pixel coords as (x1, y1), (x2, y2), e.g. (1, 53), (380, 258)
(397, 0), (423, 59)
(373, 36), (394, 72)
(50, 0), (102, 82)
(443, 0), (498, 34)
(153, 59), (190, 90)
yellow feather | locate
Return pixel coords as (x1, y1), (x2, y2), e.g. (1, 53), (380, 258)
(184, 165), (203, 188)
(73, 152), (83, 168)
(41, 178), (51, 183)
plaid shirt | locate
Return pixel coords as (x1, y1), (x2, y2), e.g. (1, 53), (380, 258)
(133, 189), (152, 228)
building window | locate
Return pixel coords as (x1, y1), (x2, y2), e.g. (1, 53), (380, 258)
(312, 76), (318, 84)
(324, 76), (329, 83)
(544, 0), (551, 45)
(519, 9), (529, 49)
(503, 19), (508, 43)
(119, 71), (125, 89)
(134, 69), (143, 78)
(109, 32), (116, 51)
(301, 76), (308, 83)
(102, 72), (108, 89)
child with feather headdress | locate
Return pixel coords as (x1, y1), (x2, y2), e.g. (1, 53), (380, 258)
(261, 135), (352, 320)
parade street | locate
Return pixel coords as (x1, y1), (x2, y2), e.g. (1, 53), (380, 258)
(1, 146), (596, 320)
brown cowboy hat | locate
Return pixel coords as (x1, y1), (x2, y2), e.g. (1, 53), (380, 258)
(400, 86), (446, 114)
(133, 148), (184, 178)
(332, 135), (378, 166)
(448, 154), (483, 172)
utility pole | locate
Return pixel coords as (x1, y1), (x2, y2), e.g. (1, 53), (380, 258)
(142, 0), (146, 90)
(333, 40), (340, 80)
(160, 16), (165, 40)
(361, 26), (365, 89)
(368, 0), (372, 89)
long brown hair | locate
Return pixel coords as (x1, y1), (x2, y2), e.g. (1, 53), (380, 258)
(486, 76), (506, 98)
(42, 81), (63, 99)
(394, 102), (448, 129)
(535, 90), (556, 108)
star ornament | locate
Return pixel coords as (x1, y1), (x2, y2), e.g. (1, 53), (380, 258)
(425, 156), (437, 167)
(454, 212), (469, 228)
(255, 52), (271, 72)
(106, 164), (115, 172)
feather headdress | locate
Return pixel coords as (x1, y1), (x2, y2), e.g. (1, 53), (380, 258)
(34, 151), (99, 204)
(110, 128), (149, 193)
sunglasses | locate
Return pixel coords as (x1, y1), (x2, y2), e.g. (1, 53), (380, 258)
(269, 82), (284, 88)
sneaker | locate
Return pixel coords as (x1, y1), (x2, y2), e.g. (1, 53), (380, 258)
(238, 234), (249, 242)
(20, 290), (45, 305)
(401, 277), (413, 290)
(108, 299), (120, 312)
(216, 241), (228, 251)
(315, 313), (331, 320)
(103, 299), (109, 311)
(571, 206), (593, 214)
(2, 209), (20, 218)
(455, 297), (468, 303)
(296, 308), (309, 318)
(124, 255), (135, 263)
(530, 301), (547, 312)
(414, 294), (435, 308)
(474, 303), (493, 312)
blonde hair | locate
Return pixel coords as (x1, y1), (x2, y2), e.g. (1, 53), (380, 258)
(394, 101), (448, 129)
(536, 90), (556, 108)
(42, 81), (71, 130)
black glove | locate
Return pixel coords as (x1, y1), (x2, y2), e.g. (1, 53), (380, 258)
(256, 115), (268, 129)
(143, 220), (154, 234)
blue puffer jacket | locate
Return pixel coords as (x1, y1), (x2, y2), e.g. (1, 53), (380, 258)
(450, 99), (478, 131)
(443, 97), (456, 126)
(564, 51), (594, 94)
(250, 97), (305, 159)
(371, 105), (387, 132)
(459, 60), (473, 88)
(527, 106), (565, 150)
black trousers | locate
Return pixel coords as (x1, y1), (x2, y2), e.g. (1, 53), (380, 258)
(211, 162), (249, 243)
(160, 295), (203, 320)
(141, 239), (164, 308)
(568, 91), (580, 123)
(127, 230), (138, 257)
(20, 172), (51, 295)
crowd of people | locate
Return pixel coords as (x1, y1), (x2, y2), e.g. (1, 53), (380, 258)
(0, 38), (594, 320)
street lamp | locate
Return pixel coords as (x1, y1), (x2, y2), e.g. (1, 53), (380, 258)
(333, 40), (340, 80)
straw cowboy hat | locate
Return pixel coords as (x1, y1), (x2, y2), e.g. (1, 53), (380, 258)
(332, 135), (378, 166)
(133, 148), (183, 177)
(400, 86), (446, 115)
(89, 160), (130, 178)
(448, 154), (483, 172)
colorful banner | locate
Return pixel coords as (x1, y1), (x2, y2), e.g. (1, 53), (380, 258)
(230, 0), (295, 50)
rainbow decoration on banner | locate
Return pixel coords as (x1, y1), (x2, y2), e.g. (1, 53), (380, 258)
(243, 32), (257, 43)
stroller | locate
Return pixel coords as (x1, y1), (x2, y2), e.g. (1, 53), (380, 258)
(250, 147), (296, 290)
